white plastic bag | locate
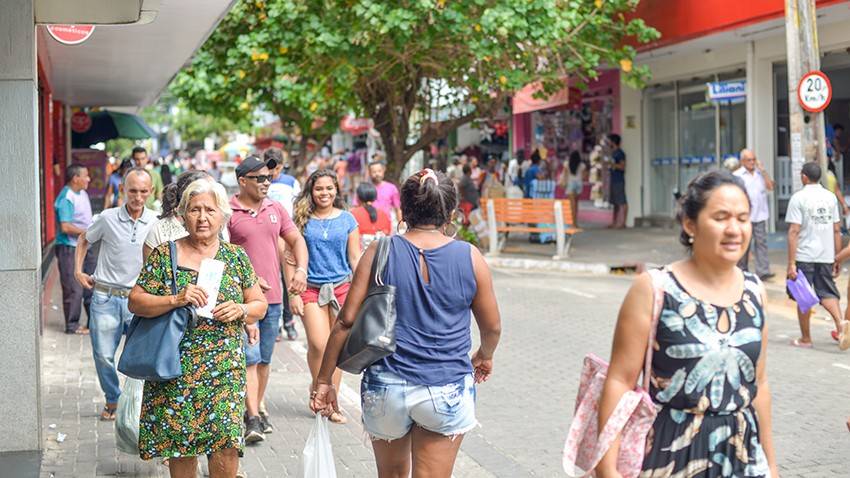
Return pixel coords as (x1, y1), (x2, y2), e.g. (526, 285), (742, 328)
(115, 378), (144, 455)
(302, 413), (338, 478)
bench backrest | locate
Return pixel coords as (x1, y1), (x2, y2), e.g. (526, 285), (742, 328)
(490, 198), (574, 224)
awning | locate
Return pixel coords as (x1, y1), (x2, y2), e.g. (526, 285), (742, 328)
(71, 110), (156, 148)
(38, 0), (236, 108)
(511, 80), (580, 115)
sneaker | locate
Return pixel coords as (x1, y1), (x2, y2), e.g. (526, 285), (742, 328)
(759, 272), (776, 281)
(283, 320), (298, 340)
(259, 413), (274, 434)
(244, 416), (265, 444)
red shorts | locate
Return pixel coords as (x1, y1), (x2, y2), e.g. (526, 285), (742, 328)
(301, 282), (351, 307)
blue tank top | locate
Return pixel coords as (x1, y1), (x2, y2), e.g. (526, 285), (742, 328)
(378, 235), (478, 386)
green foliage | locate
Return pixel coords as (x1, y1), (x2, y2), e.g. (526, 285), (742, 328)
(141, 97), (248, 146)
(170, 0), (357, 160)
(172, 0), (658, 174)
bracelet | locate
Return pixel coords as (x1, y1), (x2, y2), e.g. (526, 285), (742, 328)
(295, 267), (307, 276)
(239, 304), (248, 320)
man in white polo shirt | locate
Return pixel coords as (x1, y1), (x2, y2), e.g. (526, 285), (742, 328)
(734, 149), (775, 280)
(74, 168), (156, 420)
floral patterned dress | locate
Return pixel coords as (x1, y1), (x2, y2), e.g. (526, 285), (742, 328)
(136, 242), (257, 459)
(641, 270), (769, 478)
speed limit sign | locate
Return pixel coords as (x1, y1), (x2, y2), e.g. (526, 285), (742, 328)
(798, 70), (832, 113)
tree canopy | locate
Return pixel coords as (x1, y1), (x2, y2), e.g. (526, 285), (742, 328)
(172, 0), (658, 175)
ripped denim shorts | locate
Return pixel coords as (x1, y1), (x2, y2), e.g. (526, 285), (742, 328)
(360, 365), (477, 441)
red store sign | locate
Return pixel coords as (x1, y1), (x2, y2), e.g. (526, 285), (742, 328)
(71, 111), (92, 133)
(47, 25), (96, 45)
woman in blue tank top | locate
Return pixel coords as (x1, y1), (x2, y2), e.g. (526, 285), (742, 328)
(310, 169), (502, 478)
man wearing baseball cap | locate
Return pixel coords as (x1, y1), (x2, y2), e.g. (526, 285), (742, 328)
(228, 155), (309, 442)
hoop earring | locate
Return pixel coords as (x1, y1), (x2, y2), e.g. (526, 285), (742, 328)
(442, 222), (458, 239)
(396, 221), (409, 235)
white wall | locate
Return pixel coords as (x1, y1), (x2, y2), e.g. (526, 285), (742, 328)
(0, 0), (42, 460)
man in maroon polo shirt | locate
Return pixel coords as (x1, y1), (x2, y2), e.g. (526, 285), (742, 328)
(228, 155), (308, 443)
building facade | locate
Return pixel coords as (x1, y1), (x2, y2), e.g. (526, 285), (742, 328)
(623, 0), (850, 229)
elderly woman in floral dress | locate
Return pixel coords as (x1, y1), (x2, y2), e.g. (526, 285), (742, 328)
(129, 179), (267, 478)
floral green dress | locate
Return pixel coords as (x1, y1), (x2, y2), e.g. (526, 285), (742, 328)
(136, 242), (257, 459)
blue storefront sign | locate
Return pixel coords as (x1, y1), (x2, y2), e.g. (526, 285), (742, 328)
(706, 81), (746, 101)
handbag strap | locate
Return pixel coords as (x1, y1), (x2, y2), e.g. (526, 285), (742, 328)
(370, 237), (392, 287)
(642, 267), (666, 391)
(167, 241), (179, 296)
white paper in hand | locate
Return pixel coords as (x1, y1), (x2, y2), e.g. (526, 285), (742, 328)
(196, 258), (225, 318)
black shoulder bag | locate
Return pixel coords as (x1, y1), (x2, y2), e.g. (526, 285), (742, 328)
(337, 236), (397, 374)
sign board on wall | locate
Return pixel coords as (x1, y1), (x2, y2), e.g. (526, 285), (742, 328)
(71, 149), (108, 200)
(797, 70), (832, 113)
(71, 111), (92, 134)
(706, 81), (746, 102)
(46, 25), (96, 45)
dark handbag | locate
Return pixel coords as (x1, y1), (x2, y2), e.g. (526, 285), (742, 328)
(337, 236), (396, 374)
(118, 241), (196, 381)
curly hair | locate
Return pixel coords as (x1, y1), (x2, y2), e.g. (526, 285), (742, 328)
(400, 169), (458, 228)
(293, 169), (347, 231)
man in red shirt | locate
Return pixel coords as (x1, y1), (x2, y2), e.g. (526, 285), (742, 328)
(228, 156), (309, 443)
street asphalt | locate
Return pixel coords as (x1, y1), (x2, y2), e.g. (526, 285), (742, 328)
(39, 265), (850, 477)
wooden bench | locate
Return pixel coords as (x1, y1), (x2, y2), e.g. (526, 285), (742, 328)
(485, 198), (583, 259)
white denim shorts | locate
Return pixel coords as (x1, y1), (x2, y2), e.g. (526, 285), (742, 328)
(360, 365), (477, 441)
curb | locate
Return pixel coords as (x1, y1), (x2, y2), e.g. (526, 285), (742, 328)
(485, 256), (610, 275)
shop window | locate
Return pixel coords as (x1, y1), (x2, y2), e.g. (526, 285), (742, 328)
(647, 72), (747, 216)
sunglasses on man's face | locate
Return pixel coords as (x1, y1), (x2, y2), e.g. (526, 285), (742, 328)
(243, 174), (272, 183)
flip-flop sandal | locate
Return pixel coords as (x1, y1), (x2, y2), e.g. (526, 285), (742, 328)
(832, 330), (841, 342)
(74, 328), (90, 335)
(840, 321), (850, 351)
(790, 338), (813, 349)
(99, 405), (117, 421)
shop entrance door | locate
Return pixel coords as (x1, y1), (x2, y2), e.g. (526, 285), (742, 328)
(647, 72), (747, 217)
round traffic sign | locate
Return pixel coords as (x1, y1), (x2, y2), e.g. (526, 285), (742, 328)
(798, 70), (832, 113)
(46, 25), (96, 46)
(71, 111), (92, 133)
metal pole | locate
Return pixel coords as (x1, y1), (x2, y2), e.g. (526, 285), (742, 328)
(715, 74), (721, 169)
(785, 0), (827, 191)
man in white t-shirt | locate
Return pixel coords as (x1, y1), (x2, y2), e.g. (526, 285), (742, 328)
(734, 149), (775, 280)
(786, 162), (846, 349)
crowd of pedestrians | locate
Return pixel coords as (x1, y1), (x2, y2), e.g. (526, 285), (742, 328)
(53, 146), (501, 477)
(52, 138), (850, 477)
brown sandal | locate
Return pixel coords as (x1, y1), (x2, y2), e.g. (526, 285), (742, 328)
(100, 404), (117, 421)
(329, 412), (348, 424)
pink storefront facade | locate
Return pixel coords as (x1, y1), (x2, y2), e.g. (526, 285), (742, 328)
(511, 70), (621, 161)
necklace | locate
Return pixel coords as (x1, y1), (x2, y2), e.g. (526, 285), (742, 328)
(411, 227), (441, 234)
(313, 209), (335, 239)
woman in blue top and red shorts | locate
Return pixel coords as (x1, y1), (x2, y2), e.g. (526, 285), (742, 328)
(292, 169), (361, 424)
(311, 169), (502, 477)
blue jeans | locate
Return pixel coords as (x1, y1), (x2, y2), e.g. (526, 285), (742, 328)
(89, 290), (133, 404)
(245, 303), (282, 366)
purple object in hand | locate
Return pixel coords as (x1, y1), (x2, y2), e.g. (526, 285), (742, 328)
(786, 270), (819, 314)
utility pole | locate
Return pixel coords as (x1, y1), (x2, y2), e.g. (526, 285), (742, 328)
(785, 0), (827, 191)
